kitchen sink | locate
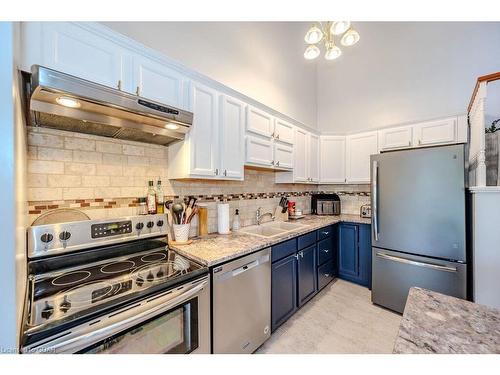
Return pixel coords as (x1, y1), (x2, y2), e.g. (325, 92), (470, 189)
(239, 221), (308, 238)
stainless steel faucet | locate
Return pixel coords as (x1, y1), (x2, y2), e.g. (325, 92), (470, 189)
(256, 207), (275, 225)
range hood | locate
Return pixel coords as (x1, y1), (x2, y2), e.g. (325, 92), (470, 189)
(28, 65), (193, 146)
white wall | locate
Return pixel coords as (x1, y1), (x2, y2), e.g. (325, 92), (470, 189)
(102, 22), (317, 127)
(317, 22), (500, 134)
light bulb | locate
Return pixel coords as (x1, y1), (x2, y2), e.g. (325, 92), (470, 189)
(325, 45), (342, 60)
(304, 25), (324, 44)
(304, 45), (320, 60)
(330, 21), (351, 36)
(165, 123), (180, 130)
(56, 96), (81, 108)
(341, 28), (360, 46)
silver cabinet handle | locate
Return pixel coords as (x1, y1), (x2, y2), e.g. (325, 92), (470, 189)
(294, 254), (300, 260)
(271, 160), (275, 165)
(375, 252), (457, 273)
(418, 139), (422, 145)
(136, 86), (141, 96)
(372, 160), (379, 241)
(322, 231), (329, 236)
(117, 80), (122, 90)
(299, 251), (304, 258)
(324, 273), (330, 277)
(276, 134), (280, 140)
(215, 168), (219, 175)
(223, 169), (227, 176)
(271, 132), (275, 138)
(408, 140), (411, 146)
(322, 249), (329, 253)
(276, 161), (280, 166)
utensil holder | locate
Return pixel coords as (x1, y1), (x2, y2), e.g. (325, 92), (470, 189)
(173, 223), (190, 243)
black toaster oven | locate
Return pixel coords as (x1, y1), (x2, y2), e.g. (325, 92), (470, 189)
(311, 193), (341, 215)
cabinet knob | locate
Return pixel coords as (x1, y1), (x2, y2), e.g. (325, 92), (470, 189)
(223, 169), (227, 176)
(136, 86), (141, 96)
(117, 80), (122, 90)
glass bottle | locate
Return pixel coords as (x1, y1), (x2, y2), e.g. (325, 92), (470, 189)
(156, 179), (164, 214)
(137, 197), (148, 215)
(146, 180), (156, 214)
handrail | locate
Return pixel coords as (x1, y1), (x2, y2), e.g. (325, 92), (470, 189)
(468, 72), (500, 112)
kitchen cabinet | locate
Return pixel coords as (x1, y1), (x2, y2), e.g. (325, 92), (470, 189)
(271, 254), (298, 331)
(274, 118), (295, 145)
(132, 55), (187, 108)
(297, 244), (318, 306)
(319, 136), (346, 184)
(308, 133), (320, 183)
(168, 85), (244, 180)
(338, 223), (371, 287)
(346, 131), (379, 184)
(245, 135), (274, 167)
(246, 105), (274, 138)
(378, 126), (413, 151)
(413, 117), (457, 147)
(317, 226), (335, 291)
(273, 143), (294, 169)
(293, 128), (308, 182)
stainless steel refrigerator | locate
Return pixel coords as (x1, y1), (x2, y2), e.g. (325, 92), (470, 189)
(371, 144), (467, 313)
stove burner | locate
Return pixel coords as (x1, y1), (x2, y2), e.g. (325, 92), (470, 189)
(52, 271), (91, 286)
(140, 253), (167, 263)
(100, 260), (136, 274)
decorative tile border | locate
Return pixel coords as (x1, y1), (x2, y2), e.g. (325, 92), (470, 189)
(28, 190), (370, 215)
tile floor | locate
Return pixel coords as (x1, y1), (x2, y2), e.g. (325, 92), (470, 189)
(257, 279), (402, 354)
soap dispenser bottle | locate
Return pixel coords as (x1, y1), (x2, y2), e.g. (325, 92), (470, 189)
(232, 209), (240, 231)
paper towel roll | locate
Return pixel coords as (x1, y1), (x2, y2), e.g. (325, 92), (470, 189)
(217, 203), (230, 234)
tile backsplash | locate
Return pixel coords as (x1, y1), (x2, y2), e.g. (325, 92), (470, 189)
(27, 127), (370, 233)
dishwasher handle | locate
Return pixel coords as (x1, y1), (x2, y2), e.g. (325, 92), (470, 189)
(232, 259), (259, 277)
(214, 253), (270, 282)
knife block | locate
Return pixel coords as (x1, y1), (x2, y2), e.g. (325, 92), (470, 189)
(274, 206), (289, 222)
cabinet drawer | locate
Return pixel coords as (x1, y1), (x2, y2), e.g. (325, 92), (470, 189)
(317, 225), (334, 240)
(317, 237), (333, 266)
(318, 261), (334, 291)
(298, 231), (316, 250)
(271, 238), (297, 263)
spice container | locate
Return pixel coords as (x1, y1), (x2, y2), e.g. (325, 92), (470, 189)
(137, 197), (148, 215)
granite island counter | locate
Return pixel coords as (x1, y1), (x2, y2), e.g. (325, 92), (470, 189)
(393, 287), (500, 354)
(170, 214), (370, 267)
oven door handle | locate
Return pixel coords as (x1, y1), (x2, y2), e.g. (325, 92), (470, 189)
(24, 278), (208, 354)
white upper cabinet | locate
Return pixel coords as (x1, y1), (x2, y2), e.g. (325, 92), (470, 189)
(246, 105), (274, 138)
(273, 118), (295, 145)
(293, 128), (308, 182)
(30, 23), (125, 90)
(413, 117), (457, 147)
(274, 143), (294, 169)
(378, 126), (413, 151)
(308, 133), (320, 183)
(346, 131), (379, 184)
(219, 94), (245, 179)
(187, 81), (220, 177)
(132, 55), (187, 108)
(246, 135), (274, 167)
(320, 136), (346, 184)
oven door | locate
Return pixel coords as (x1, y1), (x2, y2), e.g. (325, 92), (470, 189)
(23, 276), (210, 354)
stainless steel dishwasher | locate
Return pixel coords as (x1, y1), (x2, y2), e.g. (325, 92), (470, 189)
(212, 247), (271, 354)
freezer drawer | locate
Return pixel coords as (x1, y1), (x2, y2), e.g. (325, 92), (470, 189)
(371, 248), (466, 313)
(212, 248), (271, 353)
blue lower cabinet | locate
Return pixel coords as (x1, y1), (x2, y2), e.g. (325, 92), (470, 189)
(297, 244), (318, 306)
(271, 253), (297, 331)
(338, 223), (371, 287)
(318, 261), (334, 291)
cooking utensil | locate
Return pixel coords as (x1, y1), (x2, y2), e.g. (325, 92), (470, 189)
(186, 206), (198, 224)
(172, 203), (184, 225)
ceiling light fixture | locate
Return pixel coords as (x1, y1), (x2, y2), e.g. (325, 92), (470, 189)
(165, 123), (180, 130)
(303, 21), (360, 61)
(56, 96), (81, 108)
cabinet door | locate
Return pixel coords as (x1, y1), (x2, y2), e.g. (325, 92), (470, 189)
(308, 133), (320, 183)
(273, 143), (293, 169)
(219, 95), (245, 179)
(294, 128), (308, 182)
(40, 23), (124, 90)
(245, 135), (274, 167)
(338, 223), (360, 280)
(378, 126), (413, 151)
(319, 136), (346, 183)
(246, 105), (274, 138)
(297, 244), (318, 306)
(413, 117), (457, 147)
(133, 55), (186, 108)
(189, 82), (219, 177)
(346, 131), (378, 184)
(271, 254), (297, 332)
(358, 224), (372, 288)
(274, 118), (294, 145)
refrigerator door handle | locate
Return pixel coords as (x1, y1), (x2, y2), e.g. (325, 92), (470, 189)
(372, 160), (379, 241)
(375, 252), (457, 273)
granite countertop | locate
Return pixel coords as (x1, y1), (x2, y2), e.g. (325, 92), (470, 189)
(393, 287), (500, 354)
(170, 214), (370, 267)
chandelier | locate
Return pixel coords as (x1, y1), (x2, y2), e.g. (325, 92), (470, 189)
(303, 21), (360, 60)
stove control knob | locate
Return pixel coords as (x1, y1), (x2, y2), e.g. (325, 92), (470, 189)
(59, 231), (71, 241)
(147, 221), (154, 229)
(40, 233), (53, 243)
(41, 302), (54, 320)
(136, 222), (144, 231)
(147, 272), (154, 282)
(157, 220), (164, 227)
(59, 296), (71, 313)
(136, 274), (144, 287)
